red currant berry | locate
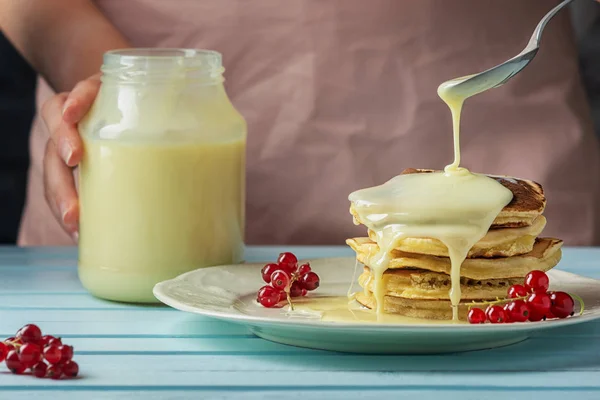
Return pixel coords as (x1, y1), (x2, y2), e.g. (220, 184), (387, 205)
(504, 300), (529, 322)
(501, 304), (513, 323)
(279, 290), (288, 302)
(527, 310), (545, 322)
(300, 272), (320, 291)
(301, 288), (308, 296)
(62, 360), (79, 378)
(32, 362), (48, 378)
(297, 263), (311, 276)
(17, 324), (42, 344)
(19, 343), (42, 368)
(270, 270), (290, 290)
(47, 364), (63, 380)
(524, 270), (549, 294)
(40, 335), (57, 347)
(0, 341), (8, 362)
(507, 284), (528, 299)
(59, 345), (74, 363)
(257, 285), (281, 308)
(485, 305), (508, 323)
(48, 338), (62, 347)
(467, 307), (486, 324)
(289, 282), (303, 297)
(277, 252), (298, 271)
(261, 263), (279, 283)
(550, 291), (575, 319)
(527, 292), (551, 315)
(43, 344), (62, 365)
(5, 350), (26, 374)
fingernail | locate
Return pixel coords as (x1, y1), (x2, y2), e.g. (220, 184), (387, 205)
(59, 139), (73, 164)
(60, 202), (71, 224)
(62, 99), (75, 118)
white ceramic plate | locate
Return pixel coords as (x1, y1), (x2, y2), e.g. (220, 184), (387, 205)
(153, 257), (600, 354)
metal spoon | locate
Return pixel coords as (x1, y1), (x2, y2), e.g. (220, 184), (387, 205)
(444, 0), (574, 98)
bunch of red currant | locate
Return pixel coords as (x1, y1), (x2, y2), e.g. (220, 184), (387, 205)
(257, 252), (320, 308)
(0, 324), (79, 379)
(468, 270), (581, 324)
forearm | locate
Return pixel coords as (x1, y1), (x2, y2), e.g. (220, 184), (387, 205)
(0, 0), (129, 92)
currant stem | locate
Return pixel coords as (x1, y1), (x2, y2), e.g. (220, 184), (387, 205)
(467, 292), (585, 317)
(3, 340), (22, 349)
(286, 274), (297, 311)
(466, 296), (527, 309)
(569, 292), (585, 315)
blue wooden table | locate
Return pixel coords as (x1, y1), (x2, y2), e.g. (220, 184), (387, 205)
(1, 246), (600, 399)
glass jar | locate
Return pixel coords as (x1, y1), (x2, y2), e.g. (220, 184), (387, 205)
(78, 49), (246, 303)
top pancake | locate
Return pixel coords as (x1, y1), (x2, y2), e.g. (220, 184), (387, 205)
(350, 168), (546, 229)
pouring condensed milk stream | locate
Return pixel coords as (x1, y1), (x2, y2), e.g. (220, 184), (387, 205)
(349, 75), (515, 321)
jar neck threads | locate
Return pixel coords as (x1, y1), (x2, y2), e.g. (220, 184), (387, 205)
(101, 48), (224, 85)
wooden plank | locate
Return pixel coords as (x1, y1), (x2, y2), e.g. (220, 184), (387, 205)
(45, 334), (600, 356)
(0, 269), (85, 292)
(0, 310), (251, 337)
(0, 246), (355, 267)
(65, 337), (313, 354)
(0, 362), (599, 388)
(2, 390), (600, 400)
(2, 336), (600, 376)
(0, 293), (154, 310)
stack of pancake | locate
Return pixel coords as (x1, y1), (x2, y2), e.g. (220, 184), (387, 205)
(346, 169), (563, 320)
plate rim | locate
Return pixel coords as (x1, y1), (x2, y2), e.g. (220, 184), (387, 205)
(153, 257), (600, 332)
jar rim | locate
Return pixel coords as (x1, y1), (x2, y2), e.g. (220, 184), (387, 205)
(102, 48), (224, 83)
(104, 48), (222, 64)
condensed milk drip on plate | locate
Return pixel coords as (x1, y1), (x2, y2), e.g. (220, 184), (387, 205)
(349, 75), (514, 321)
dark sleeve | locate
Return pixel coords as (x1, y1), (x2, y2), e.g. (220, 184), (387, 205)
(0, 31), (36, 244)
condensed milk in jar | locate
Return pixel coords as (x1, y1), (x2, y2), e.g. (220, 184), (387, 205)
(78, 49), (246, 303)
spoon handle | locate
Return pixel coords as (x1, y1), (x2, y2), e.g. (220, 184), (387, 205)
(527, 0), (574, 50)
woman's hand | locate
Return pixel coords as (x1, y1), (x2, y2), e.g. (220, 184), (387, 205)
(41, 73), (102, 238)
(0, 0), (129, 240)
